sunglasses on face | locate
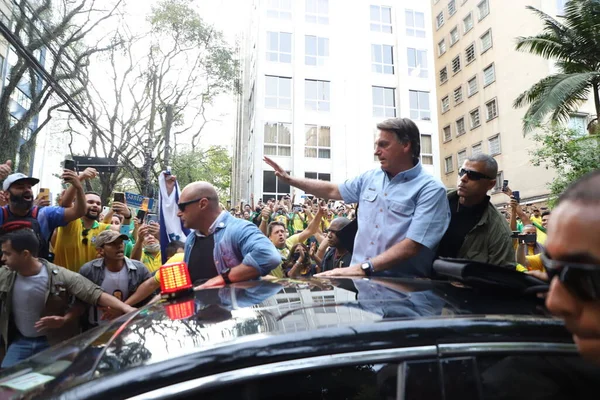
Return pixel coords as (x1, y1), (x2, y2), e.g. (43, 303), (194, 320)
(542, 252), (600, 301)
(458, 168), (493, 181)
(178, 197), (214, 212)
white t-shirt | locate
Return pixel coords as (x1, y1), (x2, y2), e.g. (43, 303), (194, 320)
(13, 267), (49, 338)
(89, 267), (129, 325)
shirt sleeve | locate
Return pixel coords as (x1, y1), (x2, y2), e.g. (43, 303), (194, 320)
(238, 223), (282, 276)
(60, 266), (103, 305)
(405, 182), (451, 250)
(40, 206), (68, 230)
(338, 172), (367, 204)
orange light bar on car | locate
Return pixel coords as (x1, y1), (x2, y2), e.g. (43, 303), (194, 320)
(160, 262), (193, 298)
(165, 299), (195, 320)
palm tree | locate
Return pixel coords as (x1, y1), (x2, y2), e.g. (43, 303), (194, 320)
(513, 0), (600, 133)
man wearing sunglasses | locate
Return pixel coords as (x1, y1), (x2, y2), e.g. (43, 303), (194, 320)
(545, 170), (600, 364)
(437, 154), (514, 266)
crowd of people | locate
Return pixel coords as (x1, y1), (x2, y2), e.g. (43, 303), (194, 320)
(0, 116), (597, 369)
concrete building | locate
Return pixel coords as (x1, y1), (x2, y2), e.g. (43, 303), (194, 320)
(431, 0), (595, 205)
(232, 0), (441, 204)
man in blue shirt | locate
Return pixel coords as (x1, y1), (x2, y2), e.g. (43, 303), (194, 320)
(264, 118), (450, 278)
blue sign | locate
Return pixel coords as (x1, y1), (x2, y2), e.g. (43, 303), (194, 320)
(125, 192), (155, 210)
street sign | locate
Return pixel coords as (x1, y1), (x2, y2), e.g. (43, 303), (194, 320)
(125, 192), (155, 210)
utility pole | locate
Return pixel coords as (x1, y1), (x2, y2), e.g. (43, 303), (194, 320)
(142, 64), (158, 197)
(163, 104), (174, 169)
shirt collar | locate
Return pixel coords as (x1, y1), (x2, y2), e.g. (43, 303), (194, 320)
(195, 210), (228, 237)
(384, 161), (422, 183)
(93, 257), (137, 271)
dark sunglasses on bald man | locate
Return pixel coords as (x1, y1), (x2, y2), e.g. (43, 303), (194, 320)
(458, 168), (494, 181)
(178, 197), (215, 212)
(542, 252), (600, 301)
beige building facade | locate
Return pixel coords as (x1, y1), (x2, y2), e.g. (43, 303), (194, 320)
(431, 0), (595, 205)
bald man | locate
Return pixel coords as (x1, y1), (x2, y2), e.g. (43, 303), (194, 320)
(316, 217), (353, 272)
(125, 182), (280, 302)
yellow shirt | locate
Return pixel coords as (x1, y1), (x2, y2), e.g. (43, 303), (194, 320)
(154, 252), (186, 283)
(269, 235), (301, 278)
(53, 219), (111, 272)
(526, 254), (544, 272)
(291, 213), (306, 232)
(142, 251), (163, 273)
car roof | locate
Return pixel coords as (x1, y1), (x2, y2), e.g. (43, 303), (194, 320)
(0, 277), (568, 399)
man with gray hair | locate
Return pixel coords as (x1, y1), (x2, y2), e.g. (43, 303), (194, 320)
(437, 153), (514, 265)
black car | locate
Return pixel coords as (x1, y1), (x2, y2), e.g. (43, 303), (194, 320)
(0, 277), (598, 400)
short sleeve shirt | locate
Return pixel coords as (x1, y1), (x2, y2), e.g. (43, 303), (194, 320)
(53, 219), (111, 272)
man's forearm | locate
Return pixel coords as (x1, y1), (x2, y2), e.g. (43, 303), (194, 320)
(131, 240), (143, 261)
(288, 177), (342, 200)
(98, 292), (134, 314)
(370, 238), (423, 272)
(516, 244), (528, 267)
(126, 278), (160, 306)
(230, 264), (260, 282)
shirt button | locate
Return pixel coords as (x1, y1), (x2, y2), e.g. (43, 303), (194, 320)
(380, 208), (383, 212)
(384, 193), (388, 196)
(370, 241), (374, 245)
(375, 225), (379, 228)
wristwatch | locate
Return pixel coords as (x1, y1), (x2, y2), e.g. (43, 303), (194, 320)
(360, 261), (374, 276)
(221, 267), (232, 284)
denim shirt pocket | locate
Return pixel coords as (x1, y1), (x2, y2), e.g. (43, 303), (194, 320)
(388, 200), (416, 217)
(362, 191), (378, 202)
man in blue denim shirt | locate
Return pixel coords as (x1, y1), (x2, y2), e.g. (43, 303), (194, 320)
(264, 118), (450, 278)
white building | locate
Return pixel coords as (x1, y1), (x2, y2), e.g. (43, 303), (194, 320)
(232, 0), (441, 203)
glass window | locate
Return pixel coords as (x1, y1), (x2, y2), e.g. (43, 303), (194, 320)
(472, 142), (482, 155)
(265, 76), (292, 109)
(370, 5), (393, 33)
(372, 44), (394, 74)
(440, 67), (448, 84)
(448, 0), (456, 16)
(263, 170), (291, 199)
(489, 134), (501, 155)
(483, 63), (496, 86)
(409, 90), (430, 120)
(467, 76), (478, 96)
(568, 114), (588, 136)
(456, 117), (466, 136)
(470, 107), (481, 129)
(407, 48), (427, 78)
(421, 134), (433, 165)
(438, 39), (447, 56)
(457, 149), (467, 168)
(305, 80), (330, 112)
(478, 0), (490, 20)
(453, 86), (463, 105)
(481, 29), (493, 52)
(436, 11), (445, 29)
(405, 10), (426, 38)
(305, 36), (329, 66)
(465, 43), (476, 63)
(452, 55), (461, 74)
(266, 32), (292, 63)
(441, 96), (450, 113)
(372, 86), (396, 117)
(305, 125), (331, 158)
(443, 124), (452, 142)
(305, 172), (331, 181)
(486, 98), (498, 120)
(445, 155), (454, 173)
(267, 0), (292, 20)
(450, 26), (459, 46)
(264, 122), (292, 156)
(463, 12), (473, 33)
(305, 0), (329, 24)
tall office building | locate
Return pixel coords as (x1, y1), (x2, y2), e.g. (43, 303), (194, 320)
(232, 0), (440, 203)
(432, 0), (594, 204)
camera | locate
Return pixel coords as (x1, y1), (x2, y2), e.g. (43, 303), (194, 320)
(292, 252), (301, 261)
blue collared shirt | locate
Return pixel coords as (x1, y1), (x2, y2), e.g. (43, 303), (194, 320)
(339, 162), (450, 277)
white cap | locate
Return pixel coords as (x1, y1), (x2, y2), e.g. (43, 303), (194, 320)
(2, 173), (40, 191)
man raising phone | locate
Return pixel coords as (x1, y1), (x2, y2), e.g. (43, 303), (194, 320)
(265, 118), (450, 278)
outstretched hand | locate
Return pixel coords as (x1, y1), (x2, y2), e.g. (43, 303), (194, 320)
(263, 156), (292, 183)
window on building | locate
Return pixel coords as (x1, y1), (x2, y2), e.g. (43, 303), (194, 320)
(438, 39), (447, 56)
(306, 0), (329, 24)
(370, 5), (393, 33)
(453, 86), (463, 105)
(443, 124), (452, 142)
(467, 76), (478, 96)
(264, 122), (292, 156)
(372, 44), (394, 74)
(463, 12), (473, 33)
(409, 90), (430, 120)
(493, 171), (504, 191)
(445, 155), (454, 173)
(305, 125), (331, 158)
(305, 172), (331, 181)
(266, 32), (292, 63)
(478, 0), (490, 20)
(448, 0), (457, 16)
(305, 35), (329, 66)
(440, 66), (448, 84)
(472, 142), (482, 155)
(267, 0), (292, 20)
(264, 170), (291, 200)
(457, 149), (467, 169)
(568, 113), (588, 136)
(436, 11), (445, 29)
(486, 98), (498, 120)
(452, 55), (461, 74)
(470, 107), (481, 129)
(420, 134), (433, 165)
(450, 26), (459, 46)
(305, 80), (330, 111)
(483, 63), (496, 86)
(407, 48), (428, 78)
(11, 89), (31, 110)
(480, 29), (493, 52)
(441, 95), (450, 113)
(265, 76), (292, 109)
(465, 42), (476, 64)
(456, 117), (466, 136)
(372, 86), (396, 117)
(405, 10), (426, 38)
(489, 134), (501, 155)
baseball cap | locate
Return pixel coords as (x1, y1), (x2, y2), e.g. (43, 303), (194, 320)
(95, 230), (129, 248)
(2, 173), (40, 191)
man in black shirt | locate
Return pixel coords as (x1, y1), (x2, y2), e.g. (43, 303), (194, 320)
(315, 217), (353, 272)
(437, 154), (514, 265)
